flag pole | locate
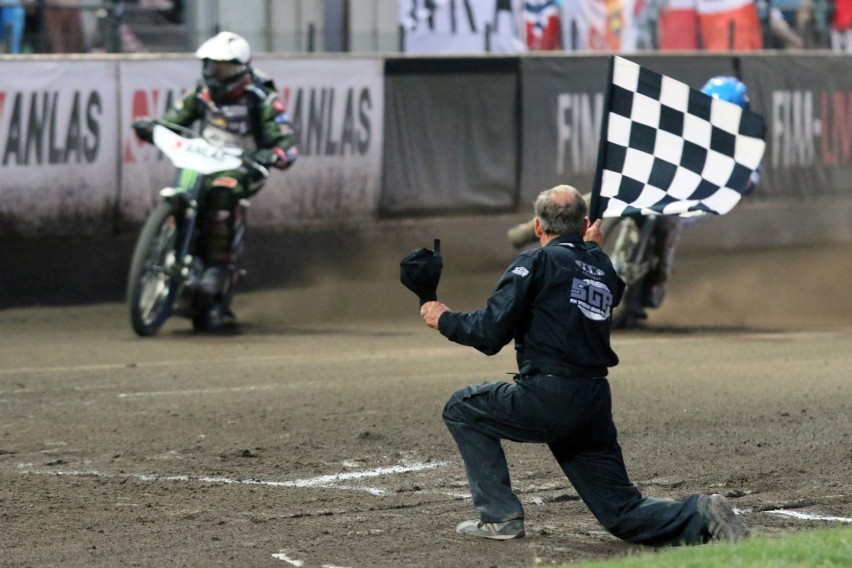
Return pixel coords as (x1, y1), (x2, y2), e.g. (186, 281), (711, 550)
(589, 56), (617, 222)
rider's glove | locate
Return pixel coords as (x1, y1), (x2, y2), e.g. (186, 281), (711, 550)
(250, 148), (282, 169)
(132, 118), (155, 143)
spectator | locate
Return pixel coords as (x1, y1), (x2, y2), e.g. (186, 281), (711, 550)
(695, 0), (763, 50)
(523, 0), (563, 50)
(768, 6), (805, 48)
(42, 0), (85, 53)
(0, 0), (26, 53)
(833, 0), (852, 52)
(774, 0), (822, 47)
(655, 0), (700, 50)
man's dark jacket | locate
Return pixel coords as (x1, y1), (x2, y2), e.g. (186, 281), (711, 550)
(438, 234), (625, 378)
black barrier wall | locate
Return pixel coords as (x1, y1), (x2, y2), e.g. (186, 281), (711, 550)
(742, 54), (852, 199)
(381, 57), (521, 216)
(379, 52), (852, 215)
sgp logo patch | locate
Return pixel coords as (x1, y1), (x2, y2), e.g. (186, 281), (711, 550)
(570, 278), (614, 321)
(512, 266), (530, 277)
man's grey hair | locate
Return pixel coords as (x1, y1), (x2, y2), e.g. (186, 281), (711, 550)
(533, 185), (587, 236)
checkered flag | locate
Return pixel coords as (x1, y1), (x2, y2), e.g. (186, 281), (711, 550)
(590, 57), (766, 220)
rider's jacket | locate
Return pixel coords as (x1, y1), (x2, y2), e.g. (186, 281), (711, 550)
(163, 68), (298, 169)
(438, 234), (625, 378)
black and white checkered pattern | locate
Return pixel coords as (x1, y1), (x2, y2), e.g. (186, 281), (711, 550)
(595, 57), (766, 219)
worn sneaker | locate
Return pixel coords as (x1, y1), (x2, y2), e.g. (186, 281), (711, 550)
(699, 494), (750, 543)
(456, 519), (525, 540)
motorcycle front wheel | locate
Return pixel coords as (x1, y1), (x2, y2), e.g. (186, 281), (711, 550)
(127, 202), (182, 336)
(600, 217), (653, 329)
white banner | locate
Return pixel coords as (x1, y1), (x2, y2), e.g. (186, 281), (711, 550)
(119, 59), (199, 224)
(399, 0), (647, 54)
(400, 0), (527, 53)
(118, 57), (385, 229)
(0, 61), (119, 236)
(249, 58), (384, 227)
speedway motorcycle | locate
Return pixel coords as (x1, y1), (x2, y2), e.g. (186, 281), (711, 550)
(598, 215), (666, 329)
(127, 121), (267, 336)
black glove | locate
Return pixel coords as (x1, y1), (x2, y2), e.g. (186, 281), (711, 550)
(250, 148), (281, 169)
(132, 118), (155, 143)
(400, 239), (443, 306)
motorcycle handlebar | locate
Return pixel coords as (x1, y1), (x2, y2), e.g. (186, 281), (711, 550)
(147, 119), (270, 180)
(243, 158), (270, 180)
(150, 119), (196, 139)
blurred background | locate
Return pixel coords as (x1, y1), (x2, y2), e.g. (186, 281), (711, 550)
(1, 0), (849, 56)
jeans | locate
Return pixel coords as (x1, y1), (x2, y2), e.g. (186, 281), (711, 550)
(0, 7), (24, 54)
(442, 373), (710, 546)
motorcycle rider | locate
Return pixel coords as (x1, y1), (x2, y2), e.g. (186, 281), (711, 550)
(507, 75), (758, 323)
(643, 76), (758, 311)
(132, 31), (297, 328)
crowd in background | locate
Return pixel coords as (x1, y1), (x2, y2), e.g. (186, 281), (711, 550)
(509, 0), (852, 52)
(0, 0), (182, 54)
(2, 0), (852, 55)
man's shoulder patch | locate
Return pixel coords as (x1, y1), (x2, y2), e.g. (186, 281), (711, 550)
(511, 266), (530, 277)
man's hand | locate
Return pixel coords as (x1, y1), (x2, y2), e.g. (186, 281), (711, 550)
(584, 219), (604, 244)
(420, 301), (449, 329)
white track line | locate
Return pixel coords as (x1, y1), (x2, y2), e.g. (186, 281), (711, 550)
(20, 464), (852, 526)
(117, 385), (275, 398)
(18, 461), (448, 496)
(271, 551), (303, 566)
(272, 552), (351, 567)
(767, 509), (852, 523)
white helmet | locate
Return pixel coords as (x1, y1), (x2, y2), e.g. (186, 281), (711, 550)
(195, 32), (252, 99)
(195, 31), (251, 64)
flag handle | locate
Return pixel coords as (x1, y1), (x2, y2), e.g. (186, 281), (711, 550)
(589, 56), (617, 222)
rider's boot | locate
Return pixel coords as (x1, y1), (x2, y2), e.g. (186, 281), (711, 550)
(174, 257), (204, 318)
(195, 264), (237, 332)
(199, 265), (227, 299)
(643, 217), (683, 308)
(199, 203), (236, 314)
(645, 286), (666, 309)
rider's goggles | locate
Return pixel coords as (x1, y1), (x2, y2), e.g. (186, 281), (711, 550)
(204, 60), (247, 82)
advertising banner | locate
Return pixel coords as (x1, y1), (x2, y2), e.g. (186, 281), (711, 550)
(0, 60), (119, 237)
(119, 59), (199, 225)
(519, 55), (735, 205)
(252, 58), (384, 227)
(400, 0), (527, 53)
(119, 57), (385, 229)
(740, 55), (852, 199)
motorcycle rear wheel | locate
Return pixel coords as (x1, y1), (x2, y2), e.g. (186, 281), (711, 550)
(600, 217), (651, 329)
(127, 202), (182, 336)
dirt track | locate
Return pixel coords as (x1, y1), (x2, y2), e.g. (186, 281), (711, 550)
(1, 244), (851, 567)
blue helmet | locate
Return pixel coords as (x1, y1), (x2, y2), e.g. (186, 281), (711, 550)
(701, 76), (750, 110)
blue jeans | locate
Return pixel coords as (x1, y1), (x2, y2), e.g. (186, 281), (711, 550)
(442, 373), (710, 546)
(0, 6), (24, 54)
